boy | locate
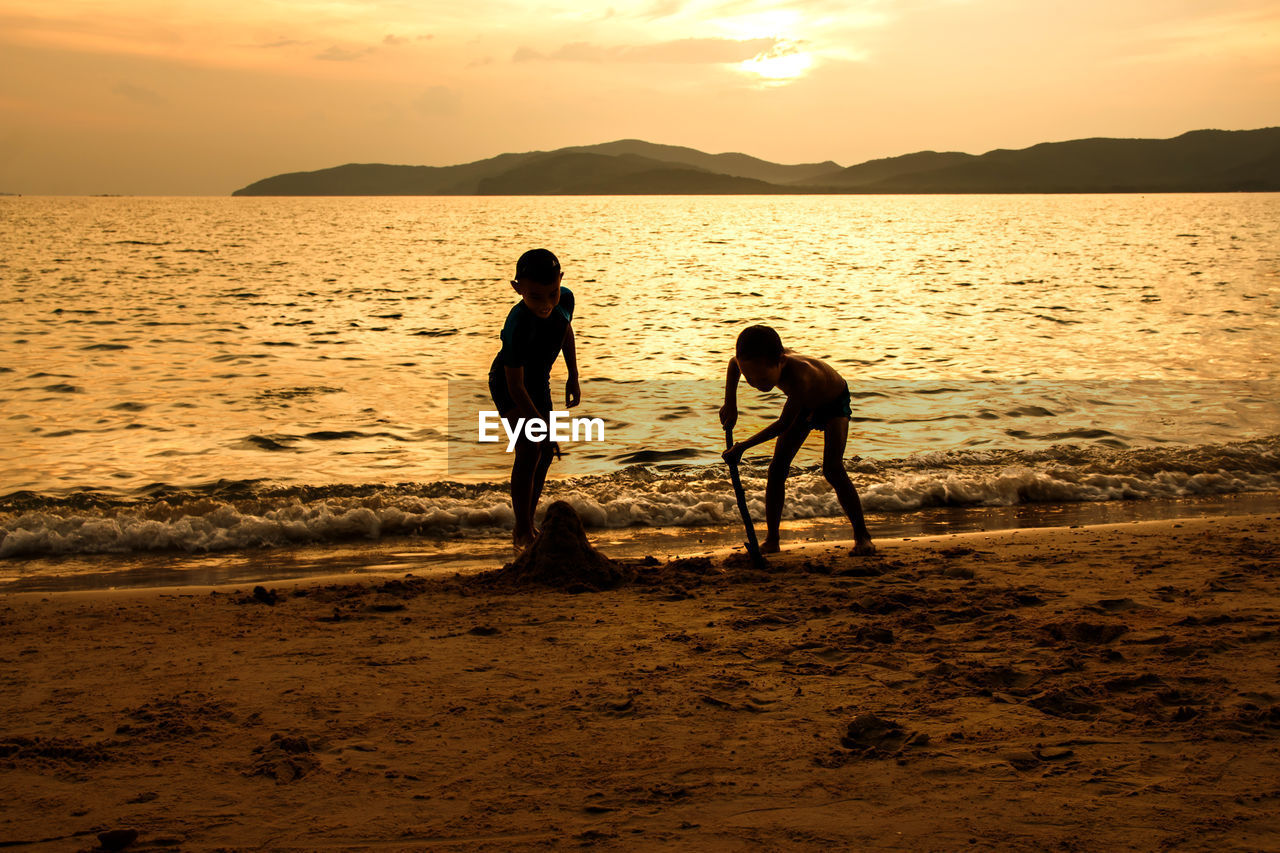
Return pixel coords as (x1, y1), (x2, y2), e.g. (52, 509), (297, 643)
(720, 325), (875, 555)
(488, 248), (580, 550)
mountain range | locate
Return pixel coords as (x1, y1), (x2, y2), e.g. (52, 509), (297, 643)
(231, 128), (1280, 196)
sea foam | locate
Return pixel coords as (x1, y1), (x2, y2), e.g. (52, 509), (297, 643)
(3, 436), (1277, 558)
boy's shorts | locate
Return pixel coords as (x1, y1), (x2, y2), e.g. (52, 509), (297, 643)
(806, 387), (853, 432)
(488, 372), (553, 420)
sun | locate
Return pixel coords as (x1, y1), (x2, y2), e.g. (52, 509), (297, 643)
(709, 9), (815, 84)
(738, 43), (813, 84)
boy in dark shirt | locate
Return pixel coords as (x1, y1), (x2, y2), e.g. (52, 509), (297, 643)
(488, 249), (580, 549)
(720, 325), (875, 555)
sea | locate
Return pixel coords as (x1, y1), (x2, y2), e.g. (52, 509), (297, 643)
(2, 194), (1278, 591)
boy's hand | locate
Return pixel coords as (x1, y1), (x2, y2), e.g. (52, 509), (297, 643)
(719, 403), (737, 432)
(565, 377), (580, 408)
(723, 442), (746, 464)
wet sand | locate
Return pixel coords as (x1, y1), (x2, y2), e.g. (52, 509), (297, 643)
(2, 514), (1279, 851)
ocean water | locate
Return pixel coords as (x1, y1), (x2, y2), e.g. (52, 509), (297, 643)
(2, 194), (1278, 583)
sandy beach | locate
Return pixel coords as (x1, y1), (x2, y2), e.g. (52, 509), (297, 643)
(3, 513), (1279, 851)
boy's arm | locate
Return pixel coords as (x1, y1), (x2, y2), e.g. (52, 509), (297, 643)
(503, 366), (543, 421)
(719, 357), (741, 431)
(562, 323), (580, 408)
(725, 397), (801, 460)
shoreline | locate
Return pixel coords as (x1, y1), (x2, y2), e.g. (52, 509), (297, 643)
(2, 505), (1274, 602)
(5, 491), (1280, 595)
(2, 512), (1278, 849)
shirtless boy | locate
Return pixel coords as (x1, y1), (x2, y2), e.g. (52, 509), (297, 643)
(720, 325), (875, 555)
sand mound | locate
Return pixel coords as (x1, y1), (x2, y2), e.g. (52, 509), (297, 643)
(841, 713), (930, 757)
(493, 501), (632, 591)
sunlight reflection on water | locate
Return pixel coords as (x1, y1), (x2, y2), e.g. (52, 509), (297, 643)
(2, 194), (1277, 493)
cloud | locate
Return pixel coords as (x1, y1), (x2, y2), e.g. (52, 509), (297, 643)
(695, 0), (883, 18)
(382, 33), (432, 46)
(628, 37), (779, 62)
(640, 0), (685, 19)
(315, 44), (376, 62)
(111, 82), (167, 107)
(514, 36), (779, 64)
(257, 38), (306, 49)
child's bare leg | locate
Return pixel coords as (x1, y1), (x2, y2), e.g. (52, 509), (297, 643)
(822, 418), (875, 555)
(510, 437), (542, 549)
(763, 421), (810, 553)
(529, 438), (556, 529)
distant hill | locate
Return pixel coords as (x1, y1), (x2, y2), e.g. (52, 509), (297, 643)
(474, 152), (784, 195)
(231, 128), (1280, 195)
(228, 152), (540, 196)
(855, 128), (1280, 193)
(561, 140), (840, 185)
(231, 144), (827, 196)
(798, 150), (975, 187)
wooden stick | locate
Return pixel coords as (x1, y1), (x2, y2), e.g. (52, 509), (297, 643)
(725, 428), (768, 570)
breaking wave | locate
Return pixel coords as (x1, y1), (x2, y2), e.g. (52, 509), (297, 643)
(3, 435), (1278, 558)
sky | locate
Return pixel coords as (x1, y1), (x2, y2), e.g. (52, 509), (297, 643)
(2, 0), (1278, 194)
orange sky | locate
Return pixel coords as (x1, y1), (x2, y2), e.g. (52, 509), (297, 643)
(2, 0), (1278, 194)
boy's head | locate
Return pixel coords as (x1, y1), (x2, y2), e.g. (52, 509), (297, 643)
(511, 248), (563, 318)
(735, 325), (785, 391)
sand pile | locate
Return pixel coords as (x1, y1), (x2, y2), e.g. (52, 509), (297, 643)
(493, 501), (632, 591)
(840, 713), (930, 759)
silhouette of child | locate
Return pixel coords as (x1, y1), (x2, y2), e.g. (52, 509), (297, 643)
(720, 325), (875, 555)
(487, 249), (580, 549)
